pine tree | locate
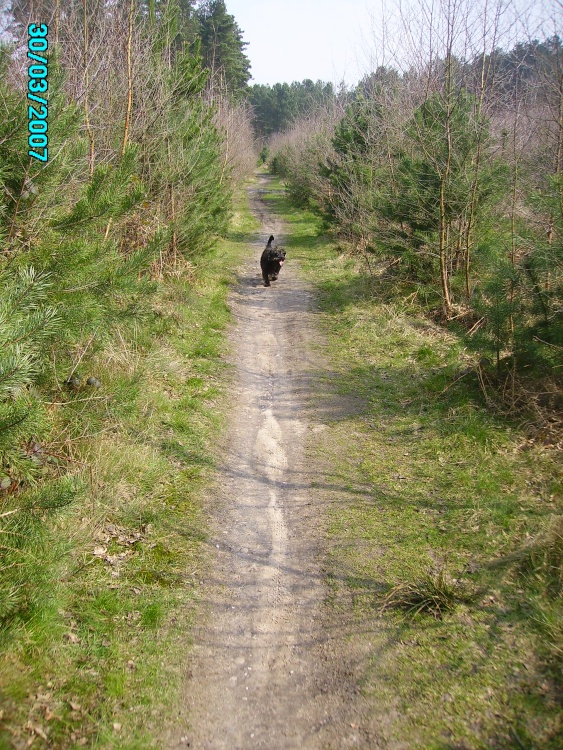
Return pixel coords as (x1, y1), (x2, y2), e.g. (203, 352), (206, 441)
(0, 267), (60, 484)
(388, 90), (505, 309)
(196, 0), (251, 96)
(141, 0), (199, 50)
(249, 80), (336, 138)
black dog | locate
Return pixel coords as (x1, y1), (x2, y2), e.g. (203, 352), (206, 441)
(260, 235), (286, 287)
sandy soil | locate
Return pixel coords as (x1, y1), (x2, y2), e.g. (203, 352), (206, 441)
(166, 175), (381, 750)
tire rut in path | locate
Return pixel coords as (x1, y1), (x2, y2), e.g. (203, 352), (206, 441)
(169, 177), (373, 750)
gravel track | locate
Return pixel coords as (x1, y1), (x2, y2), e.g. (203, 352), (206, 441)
(167, 175), (378, 750)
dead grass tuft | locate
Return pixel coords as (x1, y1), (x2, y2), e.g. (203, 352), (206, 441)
(380, 568), (473, 619)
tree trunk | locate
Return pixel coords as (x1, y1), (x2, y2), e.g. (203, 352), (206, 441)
(439, 176), (453, 316)
(121, 0), (135, 157)
(83, 0), (95, 177)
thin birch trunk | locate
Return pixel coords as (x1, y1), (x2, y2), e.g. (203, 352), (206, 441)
(121, 0), (135, 156)
(83, 0), (95, 177)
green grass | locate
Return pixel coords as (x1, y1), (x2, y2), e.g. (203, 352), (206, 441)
(0, 188), (260, 749)
(264, 181), (562, 749)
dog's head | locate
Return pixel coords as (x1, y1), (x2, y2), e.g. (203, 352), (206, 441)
(272, 247), (286, 264)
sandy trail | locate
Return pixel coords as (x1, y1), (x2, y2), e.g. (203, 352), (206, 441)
(168, 175), (374, 750)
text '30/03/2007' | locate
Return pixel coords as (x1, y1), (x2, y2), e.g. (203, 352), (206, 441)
(27, 24), (49, 163)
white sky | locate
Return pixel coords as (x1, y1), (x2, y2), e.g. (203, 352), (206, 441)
(225, 0), (375, 87)
(224, 0), (557, 89)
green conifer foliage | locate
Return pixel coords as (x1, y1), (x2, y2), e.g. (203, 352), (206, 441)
(319, 95), (385, 242)
(167, 47), (231, 249)
(0, 268), (59, 481)
(137, 27), (231, 265)
(0, 267), (75, 629)
(0, 1), (235, 640)
(196, 0), (251, 96)
(0, 51), (84, 256)
(41, 146), (156, 353)
(250, 80), (336, 138)
(524, 172), (563, 355)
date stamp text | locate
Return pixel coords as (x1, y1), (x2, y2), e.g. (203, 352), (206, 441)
(27, 24), (49, 163)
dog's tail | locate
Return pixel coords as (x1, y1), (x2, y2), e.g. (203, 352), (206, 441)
(266, 235), (275, 248)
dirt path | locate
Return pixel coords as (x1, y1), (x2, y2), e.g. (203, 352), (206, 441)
(167, 175), (375, 750)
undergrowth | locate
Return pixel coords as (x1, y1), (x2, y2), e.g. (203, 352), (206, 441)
(0, 191), (259, 750)
(264, 175), (562, 750)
